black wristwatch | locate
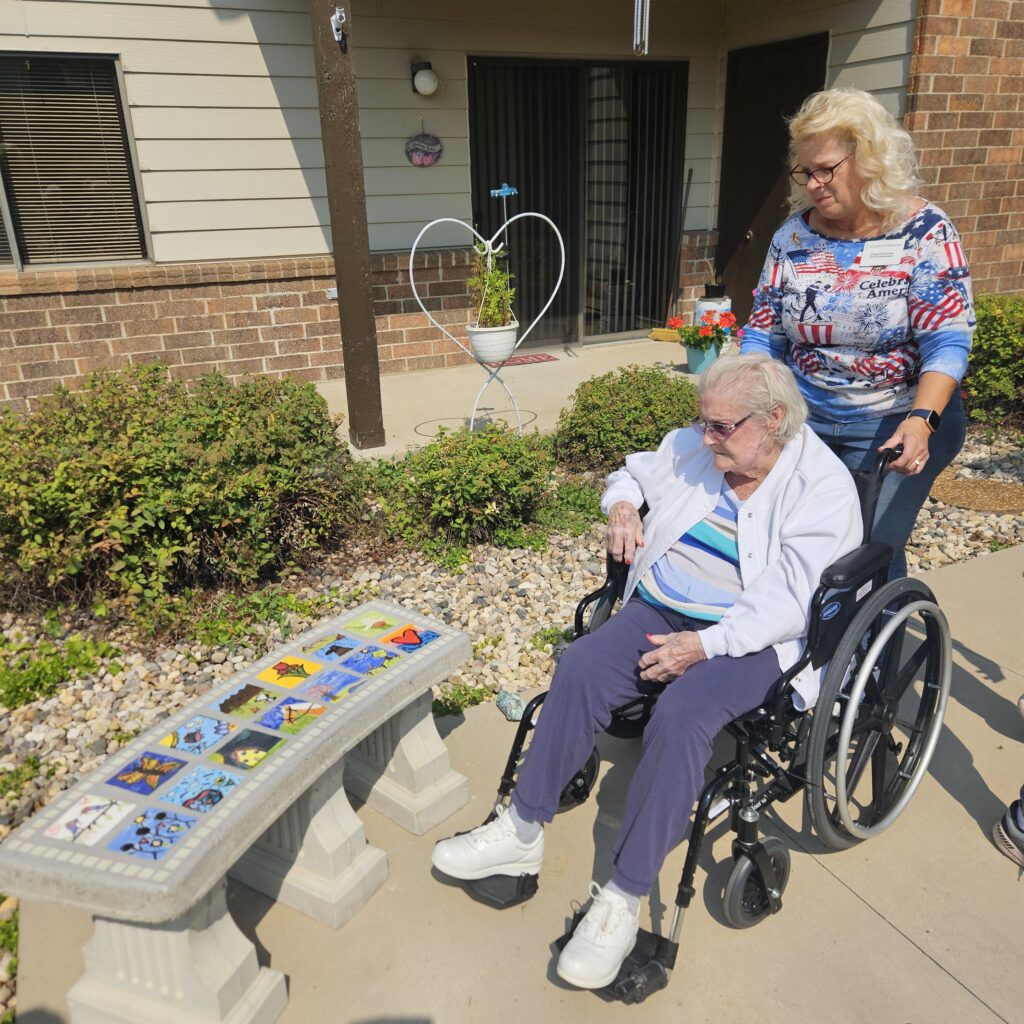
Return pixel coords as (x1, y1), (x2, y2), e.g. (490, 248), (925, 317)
(906, 408), (941, 432)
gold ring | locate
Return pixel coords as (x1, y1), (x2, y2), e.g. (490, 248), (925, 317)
(913, 459), (923, 467)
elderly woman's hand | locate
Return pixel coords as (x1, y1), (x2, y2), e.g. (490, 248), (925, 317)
(638, 631), (707, 683)
(606, 501), (645, 564)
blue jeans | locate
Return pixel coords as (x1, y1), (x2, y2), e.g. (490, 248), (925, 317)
(807, 394), (967, 578)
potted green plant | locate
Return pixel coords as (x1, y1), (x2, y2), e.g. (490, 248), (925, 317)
(702, 258), (726, 298)
(466, 242), (519, 362)
(668, 308), (737, 374)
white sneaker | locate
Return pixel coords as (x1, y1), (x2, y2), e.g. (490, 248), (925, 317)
(431, 804), (543, 881)
(556, 882), (640, 989)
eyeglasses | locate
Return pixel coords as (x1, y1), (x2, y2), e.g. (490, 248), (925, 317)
(788, 153), (852, 186)
(690, 414), (754, 440)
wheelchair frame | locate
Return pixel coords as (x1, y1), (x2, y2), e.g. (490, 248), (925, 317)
(461, 449), (952, 1004)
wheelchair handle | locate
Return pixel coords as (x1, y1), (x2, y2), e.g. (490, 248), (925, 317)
(858, 444), (903, 544)
(873, 443), (904, 475)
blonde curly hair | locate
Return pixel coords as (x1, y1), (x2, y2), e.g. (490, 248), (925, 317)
(786, 87), (922, 231)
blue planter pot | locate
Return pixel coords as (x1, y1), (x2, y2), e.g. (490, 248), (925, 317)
(684, 344), (718, 375)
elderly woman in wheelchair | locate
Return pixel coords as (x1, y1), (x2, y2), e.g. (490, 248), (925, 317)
(432, 353), (951, 1002)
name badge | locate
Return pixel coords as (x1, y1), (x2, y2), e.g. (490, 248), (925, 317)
(860, 238), (906, 266)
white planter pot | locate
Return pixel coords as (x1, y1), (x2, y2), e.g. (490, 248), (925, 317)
(467, 321), (519, 363)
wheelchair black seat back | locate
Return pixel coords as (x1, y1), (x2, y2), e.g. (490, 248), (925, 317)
(460, 447), (952, 1005)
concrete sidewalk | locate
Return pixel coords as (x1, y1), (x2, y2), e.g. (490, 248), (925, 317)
(316, 337), (687, 458)
(17, 546), (1024, 1024)
(15, 340), (1024, 1022)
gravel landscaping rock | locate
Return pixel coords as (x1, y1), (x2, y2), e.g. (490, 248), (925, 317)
(0, 431), (1021, 845)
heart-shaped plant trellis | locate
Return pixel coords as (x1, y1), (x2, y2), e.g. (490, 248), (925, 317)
(407, 212), (565, 433)
(408, 212), (565, 360)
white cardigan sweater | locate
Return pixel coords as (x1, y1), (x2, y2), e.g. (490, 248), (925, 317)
(600, 424), (862, 709)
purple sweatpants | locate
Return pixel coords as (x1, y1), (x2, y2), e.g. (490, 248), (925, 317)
(511, 597), (781, 896)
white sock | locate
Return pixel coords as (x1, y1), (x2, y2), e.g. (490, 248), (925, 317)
(605, 879), (641, 917)
(508, 801), (542, 843)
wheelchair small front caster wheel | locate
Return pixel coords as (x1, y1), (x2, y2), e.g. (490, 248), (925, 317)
(722, 837), (790, 929)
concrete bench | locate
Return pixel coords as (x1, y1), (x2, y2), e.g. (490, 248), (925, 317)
(0, 599), (471, 1024)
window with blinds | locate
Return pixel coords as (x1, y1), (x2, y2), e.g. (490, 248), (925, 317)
(0, 54), (147, 267)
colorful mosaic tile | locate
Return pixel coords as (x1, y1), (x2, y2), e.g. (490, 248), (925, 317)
(297, 668), (366, 704)
(208, 729), (285, 770)
(341, 644), (401, 677)
(159, 714), (236, 755)
(215, 682), (277, 719)
(107, 752), (188, 795)
(302, 632), (362, 662)
(381, 624), (441, 652)
(256, 656), (324, 688)
(339, 610), (403, 638)
(162, 767), (243, 814)
(108, 808), (196, 861)
(44, 795), (134, 846)
(257, 697), (326, 735)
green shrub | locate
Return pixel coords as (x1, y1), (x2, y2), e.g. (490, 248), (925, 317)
(534, 479), (603, 536)
(0, 635), (121, 710)
(432, 681), (496, 717)
(552, 364), (699, 471)
(377, 424), (553, 563)
(0, 757), (40, 800)
(963, 294), (1024, 426)
(0, 366), (361, 605)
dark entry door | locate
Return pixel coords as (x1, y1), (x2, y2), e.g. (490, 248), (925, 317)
(468, 58), (687, 345)
(717, 35), (829, 324)
(468, 60), (580, 345)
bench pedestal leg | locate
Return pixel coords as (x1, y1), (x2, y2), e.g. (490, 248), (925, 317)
(346, 692), (470, 834)
(66, 877), (286, 1024)
(230, 757), (389, 929)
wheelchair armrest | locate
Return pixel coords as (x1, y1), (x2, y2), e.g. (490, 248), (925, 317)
(819, 541), (893, 588)
(572, 501), (647, 637)
(573, 555), (629, 637)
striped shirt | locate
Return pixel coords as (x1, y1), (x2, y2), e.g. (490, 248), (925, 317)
(637, 484), (743, 621)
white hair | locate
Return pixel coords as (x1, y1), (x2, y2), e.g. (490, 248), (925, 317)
(698, 353), (807, 444)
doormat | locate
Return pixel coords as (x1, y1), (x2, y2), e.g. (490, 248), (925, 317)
(483, 353), (559, 368)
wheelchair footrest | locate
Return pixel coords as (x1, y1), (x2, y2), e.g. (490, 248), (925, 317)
(555, 917), (677, 1004)
(463, 872), (539, 909)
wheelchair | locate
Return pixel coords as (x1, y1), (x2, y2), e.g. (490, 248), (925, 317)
(456, 447), (952, 1004)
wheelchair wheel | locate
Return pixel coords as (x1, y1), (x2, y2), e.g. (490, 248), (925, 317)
(805, 577), (951, 851)
(557, 746), (601, 811)
(722, 837), (790, 929)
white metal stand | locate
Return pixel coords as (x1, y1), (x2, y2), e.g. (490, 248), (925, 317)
(408, 210), (566, 434)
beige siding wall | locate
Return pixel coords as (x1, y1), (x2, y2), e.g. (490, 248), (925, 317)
(354, 0), (723, 247)
(0, 0), (330, 262)
(0, 0), (914, 263)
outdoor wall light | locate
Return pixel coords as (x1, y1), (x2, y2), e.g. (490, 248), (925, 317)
(411, 61), (439, 96)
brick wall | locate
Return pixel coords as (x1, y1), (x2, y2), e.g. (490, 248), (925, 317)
(674, 230), (720, 318)
(0, 250), (476, 412)
(905, 0), (1024, 295)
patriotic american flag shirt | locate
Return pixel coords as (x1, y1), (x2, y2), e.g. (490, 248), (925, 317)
(741, 203), (975, 422)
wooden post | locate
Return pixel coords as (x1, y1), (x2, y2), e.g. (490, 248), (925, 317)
(309, 0), (385, 449)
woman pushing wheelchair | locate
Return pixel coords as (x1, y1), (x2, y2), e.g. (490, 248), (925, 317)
(431, 354), (863, 990)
